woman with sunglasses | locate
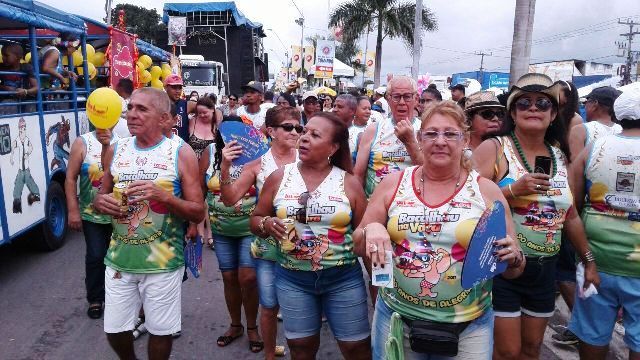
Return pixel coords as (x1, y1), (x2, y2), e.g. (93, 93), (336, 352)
(464, 91), (505, 151)
(218, 106), (301, 359)
(249, 112), (371, 360)
(472, 73), (599, 360)
(221, 94), (240, 116)
(199, 115), (262, 353)
(357, 100), (524, 359)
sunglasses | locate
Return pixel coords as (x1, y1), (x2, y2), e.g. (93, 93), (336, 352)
(304, 99), (319, 104)
(274, 123), (303, 133)
(514, 97), (553, 112)
(296, 191), (310, 224)
(419, 130), (464, 142)
(477, 109), (505, 120)
(229, 97), (237, 101)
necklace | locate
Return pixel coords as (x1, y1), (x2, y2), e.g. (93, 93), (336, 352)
(416, 168), (461, 196)
(510, 131), (557, 176)
(415, 167), (462, 241)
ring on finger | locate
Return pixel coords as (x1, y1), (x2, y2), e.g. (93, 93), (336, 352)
(535, 184), (541, 190)
(368, 243), (378, 253)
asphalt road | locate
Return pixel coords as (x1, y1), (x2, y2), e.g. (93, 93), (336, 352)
(0, 229), (576, 360)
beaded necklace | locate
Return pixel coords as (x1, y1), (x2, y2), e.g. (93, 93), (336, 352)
(510, 131), (557, 176)
(416, 167), (461, 241)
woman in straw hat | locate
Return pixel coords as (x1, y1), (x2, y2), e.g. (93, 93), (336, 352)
(472, 73), (599, 359)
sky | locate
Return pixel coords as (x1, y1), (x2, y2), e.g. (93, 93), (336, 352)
(42, 0), (640, 83)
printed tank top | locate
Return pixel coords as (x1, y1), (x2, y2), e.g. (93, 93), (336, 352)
(380, 166), (491, 323)
(583, 134), (640, 277)
(251, 149), (299, 261)
(105, 136), (184, 273)
(583, 121), (622, 145)
(205, 143), (257, 237)
(274, 163), (356, 271)
(496, 136), (572, 257)
(366, 116), (421, 197)
(348, 124), (367, 162)
(79, 131), (119, 224)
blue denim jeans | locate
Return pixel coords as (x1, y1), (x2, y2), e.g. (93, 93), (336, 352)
(82, 220), (112, 303)
(213, 234), (255, 271)
(275, 263), (370, 341)
(372, 297), (494, 360)
(255, 258), (278, 308)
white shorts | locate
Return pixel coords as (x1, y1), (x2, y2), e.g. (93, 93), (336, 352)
(104, 266), (183, 336)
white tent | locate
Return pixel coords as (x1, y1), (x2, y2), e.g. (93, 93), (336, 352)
(312, 58), (355, 78)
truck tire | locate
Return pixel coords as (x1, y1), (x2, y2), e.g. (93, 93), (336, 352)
(38, 181), (68, 251)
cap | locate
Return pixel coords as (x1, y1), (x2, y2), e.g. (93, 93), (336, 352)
(374, 86), (386, 95)
(464, 91), (504, 112)
(163, 74), (183, 86)
(302, 90), (318, 102)
(586, 86), (622, 108)
(371, 104), (385, 113)
(506, 73), (560, 111)
(241, 81), (264, 94)
(614, 86), (640, 121)
(449, 83), (465, 92)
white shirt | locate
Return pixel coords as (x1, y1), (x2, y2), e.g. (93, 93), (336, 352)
(112, 97), (131, 138)
(237, 105), (268, 128)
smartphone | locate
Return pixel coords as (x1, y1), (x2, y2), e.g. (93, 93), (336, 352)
(534, 156), (552, 175)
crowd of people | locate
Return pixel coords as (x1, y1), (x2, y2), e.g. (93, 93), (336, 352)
(58, 66), (640, 360)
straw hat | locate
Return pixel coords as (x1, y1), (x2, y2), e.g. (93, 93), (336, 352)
(506, 73), (560, 111)
(464, 91), (504, 113)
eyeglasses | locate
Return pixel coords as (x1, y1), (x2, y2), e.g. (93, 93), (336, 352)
(389, 93), (415, 103)
(514, 97), (553, 112)
(419, 130), (464, 142)
(477, 109), (505, 121)
(296, 191), (310, 224)
(274, 123), (303, 133)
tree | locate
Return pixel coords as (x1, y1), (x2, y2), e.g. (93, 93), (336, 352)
(509, 0), (536, 86)
(109, 4), (166, 45)
(329, 0), (437, 86)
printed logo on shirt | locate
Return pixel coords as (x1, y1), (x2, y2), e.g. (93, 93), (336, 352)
(119, 169), (159, 182)
(617, 155), (640, 166)
(450, 201), (472, 209)
(136, 156), (148, 167)
(616, 172), (635, 192)
(153, 163), (168, 170)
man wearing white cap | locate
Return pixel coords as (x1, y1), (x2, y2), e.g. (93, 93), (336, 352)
(373, 86), (390, 114)
(237, 81), (268, 129)
(568, 86), (640, 360)
(300, 90), (319, 125)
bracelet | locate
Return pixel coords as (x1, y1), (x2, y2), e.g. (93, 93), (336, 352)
(219, 177), (234, 186)
(583, 250), (595, 263)
(259, 216), (270, 235)
(508, 184), (516, 198)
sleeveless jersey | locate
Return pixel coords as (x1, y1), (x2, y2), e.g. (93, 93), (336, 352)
(274, 163), (356, 271)
(251, 149), (299, 261)
(205, 143), (257, 237)
(583, 134), (640, 277)
(365, 116), (421, 197)
(105, 136), (184, 273)
(79, 132), (119, 224)
(583, 121), (622, 145)
(38, 45), (61, 88)
(348, 124), (367, 162)
(497, 136), (573, 257)
(380, 167), (491, 323)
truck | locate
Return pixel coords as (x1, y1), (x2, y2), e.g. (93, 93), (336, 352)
(179, 55), (226, 99)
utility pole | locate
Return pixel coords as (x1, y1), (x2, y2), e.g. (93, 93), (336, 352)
(411, 0), (423, 79)
(617, 18), (640, 85)
(476, 51), (492, 88)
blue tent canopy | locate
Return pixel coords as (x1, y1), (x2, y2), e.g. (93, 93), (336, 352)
(0, 0), (86, 35)
(77, 15), (171, 62)
(162, 2), (262, 30)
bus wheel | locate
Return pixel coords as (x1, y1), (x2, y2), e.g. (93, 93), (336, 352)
(38, 181), (68, 251)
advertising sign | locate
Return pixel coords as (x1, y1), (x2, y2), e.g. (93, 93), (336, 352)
(109, 28), (137, 92)
(314, 40), (335, 79)
(168, 16), (187, 46)
(303, 46), (315, 73)
(366, 50), (376, 78)
(291, 45), (302, 71)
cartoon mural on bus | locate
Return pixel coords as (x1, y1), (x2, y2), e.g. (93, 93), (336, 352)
(45, 115), (71, 171)
(10, 117), (40, 213)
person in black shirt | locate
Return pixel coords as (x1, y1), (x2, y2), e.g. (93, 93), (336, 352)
(0, 43), (37, 114)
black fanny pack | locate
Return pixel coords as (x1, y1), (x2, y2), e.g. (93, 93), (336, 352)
(404, 318), (471, 357)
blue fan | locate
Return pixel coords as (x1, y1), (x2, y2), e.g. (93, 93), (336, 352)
(219, 121), (270, 165)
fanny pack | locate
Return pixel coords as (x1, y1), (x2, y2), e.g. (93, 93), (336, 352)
(404, 318), (471, 357)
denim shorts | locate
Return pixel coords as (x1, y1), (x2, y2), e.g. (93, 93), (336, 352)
(255, 258), (278, 308)
(275, 263), (370, 341)
(213, 234), (255, 271)
(372, 297), (494, 360)
(569, 271), (640, 352)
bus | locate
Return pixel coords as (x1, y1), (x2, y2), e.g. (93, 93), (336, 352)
(179, 54), (226, 99)
(0, 0), (91, 250)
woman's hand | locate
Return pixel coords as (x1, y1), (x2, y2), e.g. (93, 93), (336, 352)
(511, 173), (551, 197)
(265, 217), (286, 240)
(494, 235), (522, 265)
(221, 140), (243, 168)
(363, 222), (392, 268)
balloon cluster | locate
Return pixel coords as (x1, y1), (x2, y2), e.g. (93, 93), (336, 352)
(136, 55), (172, 89)
(20, 44), (105, 82)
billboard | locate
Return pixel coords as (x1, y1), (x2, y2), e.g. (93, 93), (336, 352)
(314, 40), (335, 79)
(168, 16), (187, 46)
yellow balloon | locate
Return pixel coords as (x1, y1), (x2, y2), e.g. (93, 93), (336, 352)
(138, 54), (152, 69)
(150, 79), (163, 89)
(77, 63), (97, 80)
(136, 61), (146, 72)
(72, 50), (83, 67)
(86, 87), (122, 129)
(85, 44), (95, 64)
(24, 52), (31, 63)
(92, 51), (105, 67)
(150, 65), (162, 80)
(161, 68), (172, 80)
(161, 63), (171, 74)
(139, 69), (152, 84)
